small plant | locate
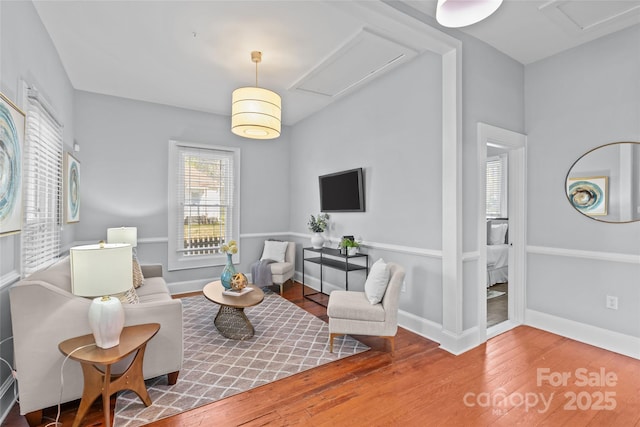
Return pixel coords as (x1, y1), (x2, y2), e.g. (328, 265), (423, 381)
(308, 213), (330, 233)
(339, 237), (360, 248)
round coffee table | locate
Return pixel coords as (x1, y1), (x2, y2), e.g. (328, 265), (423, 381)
(203, 281), (265, 340)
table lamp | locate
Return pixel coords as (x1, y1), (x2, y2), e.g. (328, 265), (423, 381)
(70, 242), (133, 349)
(107, 226), (137, 253)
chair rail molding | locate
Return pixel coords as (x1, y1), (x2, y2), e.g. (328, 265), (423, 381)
(527, 245), (640, 264)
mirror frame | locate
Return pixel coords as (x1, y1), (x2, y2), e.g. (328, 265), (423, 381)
(565, 141), (640, 224)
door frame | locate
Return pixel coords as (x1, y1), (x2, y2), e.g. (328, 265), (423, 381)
(477, 123), (527, 341)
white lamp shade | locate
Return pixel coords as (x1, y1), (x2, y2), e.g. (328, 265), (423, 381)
(436, 0), (503, 28)
(70, 243), (133, 297)
(231, 87), (281, 139)
(107, 226), (137, 248)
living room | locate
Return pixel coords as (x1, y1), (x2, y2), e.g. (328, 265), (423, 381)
(1, 0), (639, 425)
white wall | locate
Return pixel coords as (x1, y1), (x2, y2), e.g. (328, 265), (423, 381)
(0, 0), (76, 421)
(525, 25), (640, 349)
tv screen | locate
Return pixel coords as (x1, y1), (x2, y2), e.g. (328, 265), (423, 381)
(319, 168), (365, 212)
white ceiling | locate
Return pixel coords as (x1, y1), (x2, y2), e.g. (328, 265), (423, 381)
(33, 0), (640, 127)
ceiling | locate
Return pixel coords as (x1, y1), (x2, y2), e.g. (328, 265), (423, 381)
(33, 0), (640, 127)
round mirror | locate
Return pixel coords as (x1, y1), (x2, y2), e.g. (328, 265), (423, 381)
(565, 142), (640, 223)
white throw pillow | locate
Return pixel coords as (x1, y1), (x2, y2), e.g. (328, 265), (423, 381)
(260, 240), (288, 263)
(489, 223), (508, 245)
(364, 258), (390, 305)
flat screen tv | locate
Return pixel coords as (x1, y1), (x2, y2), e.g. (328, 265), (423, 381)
(319, 168), (365, 212)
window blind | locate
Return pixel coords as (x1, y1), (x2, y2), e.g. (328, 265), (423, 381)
(21, 89), (63, 276)
(486, 155), (507, 218)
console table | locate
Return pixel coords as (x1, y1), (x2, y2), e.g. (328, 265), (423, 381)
(302, 247), (368, 306)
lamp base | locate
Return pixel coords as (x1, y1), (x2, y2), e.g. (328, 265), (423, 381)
(88, 296), (125, 349)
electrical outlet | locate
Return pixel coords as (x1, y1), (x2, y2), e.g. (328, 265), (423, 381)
(606, 295), (618, 310)
(401, 280), (407, 293)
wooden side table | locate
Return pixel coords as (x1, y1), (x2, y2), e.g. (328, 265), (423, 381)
(58, 323), (160, 427)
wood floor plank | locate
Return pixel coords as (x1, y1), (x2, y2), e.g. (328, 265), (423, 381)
(4, 282), (639, 427)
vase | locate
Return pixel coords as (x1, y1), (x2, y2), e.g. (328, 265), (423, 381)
(220, 253), (237, 289)
(347, 247), (358, 256)
(311, 232), (325, 249)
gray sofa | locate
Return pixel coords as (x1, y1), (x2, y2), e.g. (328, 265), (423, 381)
(9, 256), (183, 426)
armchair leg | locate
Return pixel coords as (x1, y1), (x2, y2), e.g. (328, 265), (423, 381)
(167, 371), (180, 385)
(329, 333), (342, 353)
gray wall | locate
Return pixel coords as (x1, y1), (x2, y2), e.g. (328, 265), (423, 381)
(74, 91), (292, 289)
(525, 24), (640, 337)
(288, 30), (524, 332)
(0, 0), (76, 421)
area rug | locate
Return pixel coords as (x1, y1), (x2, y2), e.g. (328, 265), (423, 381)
(487, 289), (506, 299)
(113, 291), (369, 426)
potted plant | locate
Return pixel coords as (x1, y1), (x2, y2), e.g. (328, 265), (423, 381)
(308, 213), (329, 249)
(339, 237), (360, 256)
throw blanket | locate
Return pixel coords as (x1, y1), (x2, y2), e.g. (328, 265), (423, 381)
(251, 259), (276, 287)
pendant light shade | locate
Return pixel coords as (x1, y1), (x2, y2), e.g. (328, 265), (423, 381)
(436, 0), (503, 28)
(231, 51), (281, 140)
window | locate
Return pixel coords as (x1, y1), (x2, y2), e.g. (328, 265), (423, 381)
(168, 140), (240, 271)
(21, 86), (63, 275)
(486, 154), (508, 218)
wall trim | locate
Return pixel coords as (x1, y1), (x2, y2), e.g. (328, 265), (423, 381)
(527, 245), (640, 264)
(397, 310), (442, 345)
(526, 309), (640, 360)
(168, 278), (211, 295)
(0, 270), (20, 290)
(0, 376), (17, 427)
(439, 327), (481, 355)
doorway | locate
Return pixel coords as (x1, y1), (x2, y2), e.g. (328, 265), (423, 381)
(477, 123), (527, 341)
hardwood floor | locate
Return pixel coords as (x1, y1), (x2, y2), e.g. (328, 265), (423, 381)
(487, 282), (508, 328)
(4, 282), (640, 427)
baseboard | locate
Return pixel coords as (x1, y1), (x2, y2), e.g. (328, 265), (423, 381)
(439, 327), (481, 355)
(168, 279), (210, 295)
(526, 309), (640, 360)
(0, 376), (17, 426)
(397, 310), (442, 345)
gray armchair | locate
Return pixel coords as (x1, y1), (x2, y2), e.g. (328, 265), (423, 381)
(327, 262), (405, 352)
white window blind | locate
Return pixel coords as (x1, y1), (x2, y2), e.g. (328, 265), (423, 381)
(486, 154), (508, 218)
(168, 141), (240, 271)
(21, 88), (63, 276)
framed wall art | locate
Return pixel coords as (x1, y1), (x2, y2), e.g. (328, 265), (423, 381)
(0, 92), (26, 236)
(566, 176), (608, 216)
(65, 152), (81, 223)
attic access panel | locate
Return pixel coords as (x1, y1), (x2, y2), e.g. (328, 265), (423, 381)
(291, 28), (417, 98)
(540, 0), (640, 32)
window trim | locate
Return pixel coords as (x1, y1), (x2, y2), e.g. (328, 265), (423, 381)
(486, 154), (508, 218)
(167, 140), (240, 271)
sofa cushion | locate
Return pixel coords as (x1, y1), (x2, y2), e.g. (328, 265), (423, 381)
(327, 290), (385, 322)
(25, 257), (73, 293)
(135, 276), (169, 298)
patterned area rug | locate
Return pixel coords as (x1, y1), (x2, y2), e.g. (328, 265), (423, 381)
(113, 291), (368, 426)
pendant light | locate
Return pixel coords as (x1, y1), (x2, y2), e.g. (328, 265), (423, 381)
(231, 51), (281, 139)
(436, 0), (504, 28)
